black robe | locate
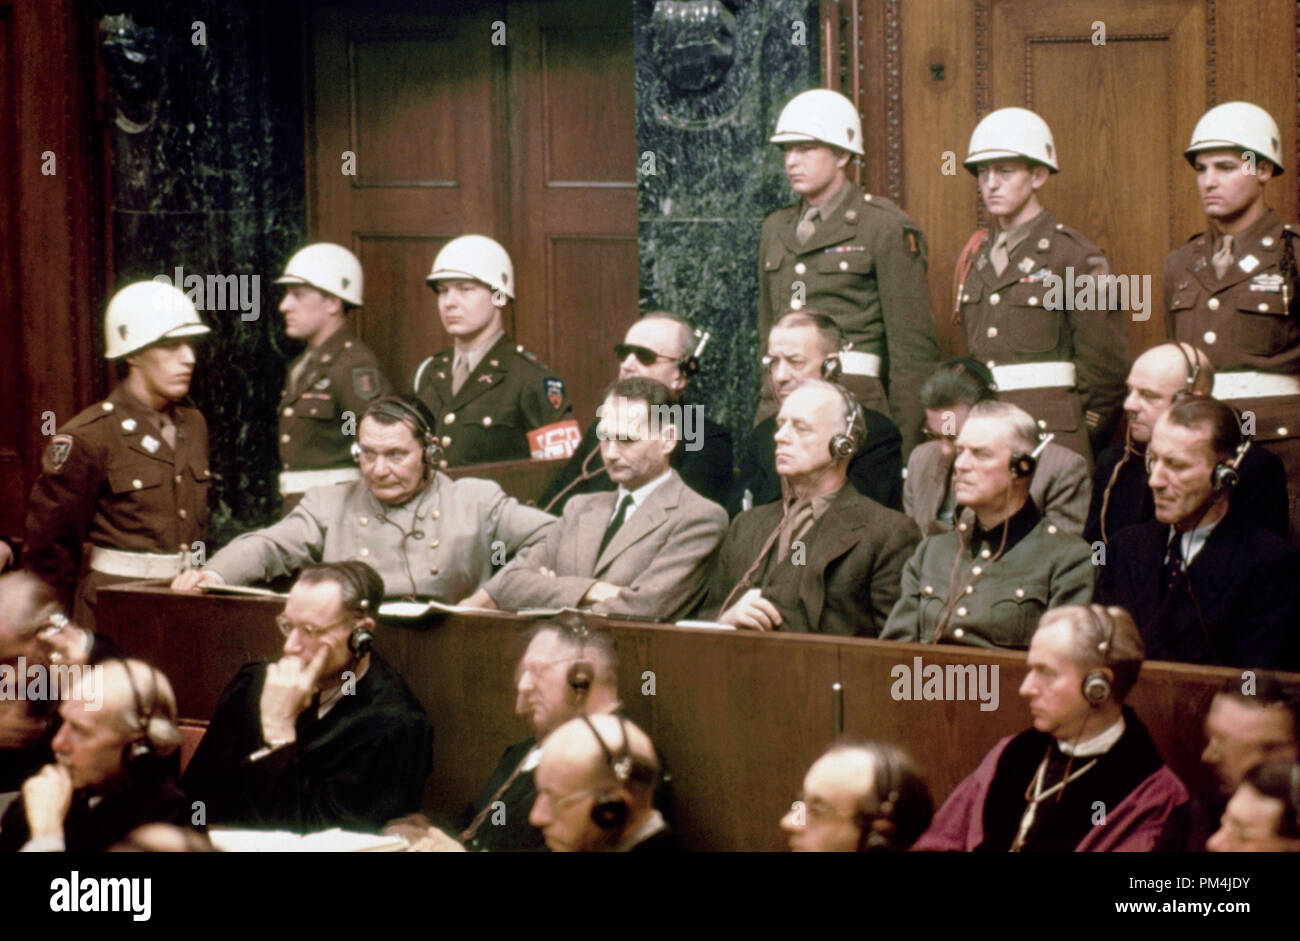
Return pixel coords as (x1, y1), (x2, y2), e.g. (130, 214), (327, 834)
(0, 769), (190, 852)
(182, 653), (433, 833)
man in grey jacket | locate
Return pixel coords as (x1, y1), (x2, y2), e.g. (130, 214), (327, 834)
(171, 395), (554, 601)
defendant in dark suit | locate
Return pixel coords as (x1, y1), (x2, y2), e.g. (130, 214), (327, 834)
(700, 379), (919, 635)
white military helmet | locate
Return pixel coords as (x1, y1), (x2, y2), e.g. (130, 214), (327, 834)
(964, 107), (1059, 173)
(426, 235), (515, 300)
(274, 242), (364, 306)
(104, 280), (210, 360)
(1185, 101), (1284, 175)
(770, 88), (864, 156)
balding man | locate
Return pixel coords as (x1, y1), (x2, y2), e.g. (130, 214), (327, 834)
(529, 713), (671, 852)
(1086, 342), (1289, 544)
(1096, 397), (1300, 669)
(915, 606), (1189, 852)
(0, 659), (191, 852)
(730, 310), (903, 516)
(780, 741), (932, 852)
(539, 312), (734, 513)
(882, 400), (1094, 649)
(700, 379), (919, 634)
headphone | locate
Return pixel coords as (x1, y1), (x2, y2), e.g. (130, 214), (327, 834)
(1213, 438), (1251, 492)
(1010, 432), (1054, 479)
(352, 394), (443, 470)
(829, 383), (867, 461)
(820, 352), (843, 382)
(1080, 605), (1117, 707)
(565, 621), (595, 700)
(582, 714), (656, 831)
(328, 562), (376, 658)
(1171, 341), (1202, 395)
(115, 659), (175, 773)
(678, 327), (710, 377)
(856, 744), (902, 852)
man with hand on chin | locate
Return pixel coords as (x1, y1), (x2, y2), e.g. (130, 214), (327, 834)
(914, 605), (1189, 852)
(182, 562), (433, 833)
(700, 379), (918, 635)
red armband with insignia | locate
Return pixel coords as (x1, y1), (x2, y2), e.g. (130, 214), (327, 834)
(528, 420), (581, 460)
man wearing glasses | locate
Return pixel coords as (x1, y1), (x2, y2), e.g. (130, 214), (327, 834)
(183, 561), (432, 833)
(538, 312), (734, 513)
(906, 358), (1090, 537)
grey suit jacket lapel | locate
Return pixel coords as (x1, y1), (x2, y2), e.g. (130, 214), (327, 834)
(593, 473), (679, 575)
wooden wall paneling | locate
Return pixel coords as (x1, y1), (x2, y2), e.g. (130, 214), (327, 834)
(507, 0), (638, 427)
(308, 4), (506, 390)
(9, 0), (98, 540)
(991, 0), (1207, 362)
(0, 5), (21, 537)
(901, 0), (976, 359)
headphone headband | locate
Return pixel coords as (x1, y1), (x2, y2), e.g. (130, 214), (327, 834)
(828, 383), (865, 461)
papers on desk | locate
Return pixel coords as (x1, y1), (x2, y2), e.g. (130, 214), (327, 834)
(200, 583), (288, 599)
(207, 827), (407, 852)
(674, 619), (737, 631)
(377, 599), (495, 619)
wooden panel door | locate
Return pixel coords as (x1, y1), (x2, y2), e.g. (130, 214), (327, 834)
(308, 0), (637, 423)
(309, 4), (508, 390)
(896, 0), (1297, 358)
(506, 1), (638, 426)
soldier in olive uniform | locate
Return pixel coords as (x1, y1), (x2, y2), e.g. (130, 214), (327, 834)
(413, 235), (578, 468)
(1165, 102), (1300, 546)
(275, 243), (390, 500)
(881, 401), (1094, 649)
(760, 88), (939, 455)
(24, 281), (212, 629)
(955, 108), (1128, 464)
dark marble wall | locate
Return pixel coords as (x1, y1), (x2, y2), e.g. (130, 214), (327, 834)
(635, 0), (820, 445)
(94, 1), (307, 545)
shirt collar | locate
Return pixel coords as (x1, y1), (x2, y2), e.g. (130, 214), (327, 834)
(615, 468), (672, 516)
(804, 179), (849, 219)
(615, 809), (667, 852)
(995, 209), (1043, 255)
(1057, 714), (1126, 757)
(967, 499), (1041, 555)
(1166, 516), (1222, 566)
(454, 329), (505, 374)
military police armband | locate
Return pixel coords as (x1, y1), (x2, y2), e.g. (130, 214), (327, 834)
(528, 420), (581, 460)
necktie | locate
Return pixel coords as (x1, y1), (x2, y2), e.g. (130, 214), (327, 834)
(776, 497), (814, 563)
(598, 495), (634, 558)
(158, 413), (176, 449)
(795, 206), (819, 245)
(451, 355), (471, 395)
(989, 230), (1010, 276)
(1211, 234), (1235, 279)
(1162, 536), (1184, 596)
(288, 353), (312, 396)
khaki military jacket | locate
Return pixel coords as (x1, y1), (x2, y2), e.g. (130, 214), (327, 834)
(1164, 208), (1300, 375)
(412, 333), (573, 467)
(758, 180), (939, 451)
(205, 472), (555, 601)
(958, 209), (1129, 447)
(279, 326), (390, 472)
(881, 502), (1095, 649)
(24, 384), (211, 604)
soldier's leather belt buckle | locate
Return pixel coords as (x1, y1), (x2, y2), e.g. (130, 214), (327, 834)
(278, 467), (363, 495)
(990, 361), (1076, 392)
(838, 351), (882, 378)
(89, 546), (186, 579)
(1212, 371), (1300, 400)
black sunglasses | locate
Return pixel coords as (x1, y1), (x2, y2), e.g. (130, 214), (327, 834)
(614, 343), (676, 366)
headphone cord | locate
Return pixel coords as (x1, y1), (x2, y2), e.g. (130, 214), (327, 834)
(542, 444), (607, 514)
(932, 481), (1014, 643)
(1098, 425), (1137, 545)
(375, 477), (434, 599)
(717, 485), (794, 616)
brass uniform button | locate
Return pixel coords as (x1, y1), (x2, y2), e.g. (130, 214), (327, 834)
(1207, 298), (1220, 311)
(794, 263), (806, 275)
(989, 293), (1001, 306)
(987, 327), (998, 338)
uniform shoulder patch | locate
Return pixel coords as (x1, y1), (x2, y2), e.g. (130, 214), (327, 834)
(902, 224), (924, 257)
(44, 434), (75, 474)
(353, 367), (381, 400)
(544, 378), (566, 411)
